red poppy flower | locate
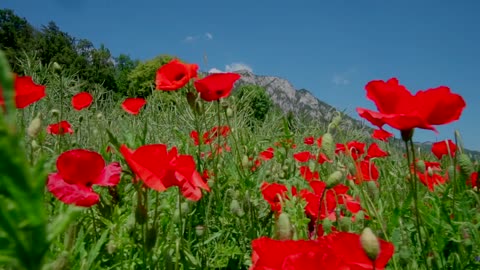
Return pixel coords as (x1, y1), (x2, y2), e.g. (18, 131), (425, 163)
(155, 59), (198, 91)
(346, 141), (366, 160)
(467, 172), (478, 188)
(120, 144), (209, 201)
(372, 129), (393, 142)
(317, 153), (332, 164)
(303, 136), (314, 145)
(417, 169), (446, 191)
(357, 78), (466, 133)
(121, 97), (146, 115)
(251, 232), (395, 270)
(299, 166), (320, 182)
(194, 73), (241, 102)
(47, 149), (121, 207)
(293, 151), (313, 162)
(365, 143), (389, 159)
(0, 75), (46, 110)
(348, 160), (379, 184)
(47, 120), (74, 135)
(259, 147), (274, 161)
(260, 182), (289, 213)
(300, 181), (348, 221)
(431, 140), (456, 159)
(71, 92), (93, 110)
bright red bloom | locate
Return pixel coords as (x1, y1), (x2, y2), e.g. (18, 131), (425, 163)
(357, 78), (466, 132)
(47, 149), (121, 207)
(71, 92), (93, 110)
(346, 141), (366, 160)
(348, 160), (380, 184)
(467, 172), (478, 188)
(372, 129), (393, 142)
(47, 120), (74, 135)
(260, 182), (289, 213)
(251, 232), (395, 270)
(299, 166), (320, 182)
(194, 73), (241, 102)
(300, 181), (349, 221)
(0, 75), (46, 110)
(335, 143), (346, 154)
(431, 140), (457, 159)
(155, 59), (198, 91)
(317, 153), (332, 164)
(303, 136), (314, 145)
(293, 151), (313, 162)
(417, 170), (446, 191)
(259, 147), (274, 161)
(121, 97), (146, 115)
(365, 143), (389, 159)
(120, 144), (209, 201)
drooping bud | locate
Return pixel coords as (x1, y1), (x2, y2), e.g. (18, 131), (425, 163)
(321, 133), (334, 158)
(326, 171), (343, 188)
(338, 216), (351, 231)
(360, 227), (380, 262)
(230, 199), (244, 217)
(458, 153), (474, 176)
(415, 160), (426, 173)
(241, 155), (250, 168)
(27, 113), (42, 138)
(275, 213), (293, 240)
(366, 181), (379, 200)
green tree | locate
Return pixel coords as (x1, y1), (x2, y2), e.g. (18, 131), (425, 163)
(234, 84), (273, 123)
(126, 54), (173, 97)
(0, 9), (37, 72)
(114, 54), (139, 96)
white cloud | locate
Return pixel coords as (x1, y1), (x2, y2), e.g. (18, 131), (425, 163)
(184, 36), (195, 42)
(332, 74), (349, 86)
(208, 68), (223, 73)
(205, 32), (213, 40)
(225, 62), (253, 72)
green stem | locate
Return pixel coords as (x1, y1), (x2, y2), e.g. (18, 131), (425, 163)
(406, 139), (430, 270)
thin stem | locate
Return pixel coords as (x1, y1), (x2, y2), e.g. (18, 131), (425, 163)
(405, 139), (429, 270)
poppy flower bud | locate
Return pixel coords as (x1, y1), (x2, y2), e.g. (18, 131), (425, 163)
(427, 167), (434, 177)
(458, 153), (474, 176)
(27, 114), (42, 138)
(50, 109), (60, 117)
(321, 133), (334, 158)
(447, 165), (456, 180)
(31, 139), (40, 150)
(326, 171), (343, 188)
(230, 199), (244, 217)
(195, 225), (206, 236)
(226, 107), (233, 117)
(241, 155), (250, 168)
(275, 213), (293, 240)
(338, 216), (351, 231)
(96, 112), (104, 119)
(328, 113), (342, 131)
(106, 240), (117, 255)
(360, 227), (380, 262)
(53, 61), (62, 71)
(415, 160), (426, 173)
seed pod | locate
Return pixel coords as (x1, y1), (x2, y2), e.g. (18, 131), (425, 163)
(360, 227), (380, 262)
(195, 225), (206, 237)
(241, 155), (250, 168)
(275, 213), (293, 240)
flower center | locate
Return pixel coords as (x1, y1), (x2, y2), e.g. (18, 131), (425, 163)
(174, 73), (185, 81)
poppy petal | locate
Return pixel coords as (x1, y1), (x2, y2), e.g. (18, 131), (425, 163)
(121, 98), (146, 115)
(94, 162), (122, 186)
(47, 173), (99, 207)
(71, 92), (93, 110)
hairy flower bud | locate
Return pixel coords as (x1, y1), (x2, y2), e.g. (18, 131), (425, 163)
(321, 133), (334, 158)
(326, 171), (343, 188)
(360, 227), (380, 262)
(458, 153), (474, 176)
(415, 160), (426, 173)
(27, 114), (42, 138)
(275, 213), (293, 240)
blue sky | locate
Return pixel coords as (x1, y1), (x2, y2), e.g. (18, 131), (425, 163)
(3, 0), (480, 150)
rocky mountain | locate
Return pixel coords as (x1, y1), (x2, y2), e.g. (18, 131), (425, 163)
(234, 69), (370, 132)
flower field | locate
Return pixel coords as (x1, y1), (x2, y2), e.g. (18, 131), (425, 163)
(0, 50), (479, 270)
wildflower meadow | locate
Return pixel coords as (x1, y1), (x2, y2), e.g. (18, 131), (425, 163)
(0, 48), (479, 270)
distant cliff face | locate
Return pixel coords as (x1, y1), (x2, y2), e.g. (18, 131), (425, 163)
(233, 69), (364, 131)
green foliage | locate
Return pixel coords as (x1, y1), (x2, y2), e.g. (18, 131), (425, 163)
(234, 84), (272, 127)
(126, 54), (173, 97)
